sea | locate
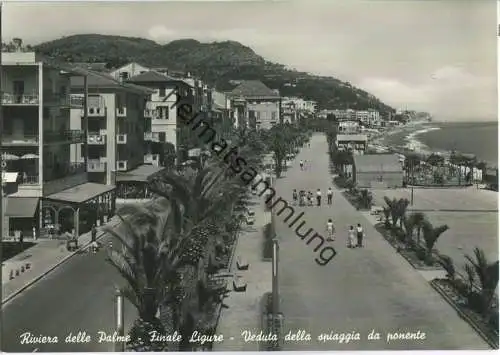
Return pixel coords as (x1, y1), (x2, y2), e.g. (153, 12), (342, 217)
(381, 121), (498, 167)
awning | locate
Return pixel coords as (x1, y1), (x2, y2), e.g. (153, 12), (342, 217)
(45, 182), (116, 204)
(5, 197), (39, 218)
(2, 172), (19, 183)
(116, 164), (166, 182)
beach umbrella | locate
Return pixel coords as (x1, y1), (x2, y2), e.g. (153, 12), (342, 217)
(20, 153), (39, 160)
(1, 153), (20, 161)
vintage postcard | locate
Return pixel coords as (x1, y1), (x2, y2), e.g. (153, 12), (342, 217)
(0, 0), (497, 352)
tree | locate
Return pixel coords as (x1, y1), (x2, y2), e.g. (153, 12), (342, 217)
(426, 153), (444, 166)
(464, 248), (499, 318)
(421, 221), (449, 265)
(104, 200), (189, 351)
(408, 212), (426, 246)
(383, 197), (409, 228)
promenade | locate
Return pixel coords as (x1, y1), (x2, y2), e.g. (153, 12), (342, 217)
(272, 133), (490, 350)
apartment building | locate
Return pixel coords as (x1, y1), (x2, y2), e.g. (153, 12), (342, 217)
(69, 71), (154, 186)
(211, 90), (233, 139)
(1, 51), (117, 238)
(229, 80), (280, 130)
(127, 70), (198, 165)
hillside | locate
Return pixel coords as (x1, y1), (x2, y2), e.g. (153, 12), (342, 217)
(33, 34), (394, 113)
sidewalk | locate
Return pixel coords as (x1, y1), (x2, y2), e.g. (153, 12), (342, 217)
(213, 196), (272, 351)
(1, 216), (120, 304)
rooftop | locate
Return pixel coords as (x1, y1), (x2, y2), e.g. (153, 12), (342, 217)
(127, 70), (177, 83)
(71, 70), (154, 95)
(230, 80), (279, 98)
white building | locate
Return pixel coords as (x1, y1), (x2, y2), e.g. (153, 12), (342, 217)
(109, 62), (150, 82)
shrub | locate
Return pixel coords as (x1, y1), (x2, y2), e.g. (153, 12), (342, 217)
(415, 247), (426, 261)
(437, 254), (456, 280)
(393, 228), (406, 243)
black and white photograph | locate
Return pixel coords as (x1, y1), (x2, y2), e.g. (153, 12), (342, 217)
(0, 0), (498, 352)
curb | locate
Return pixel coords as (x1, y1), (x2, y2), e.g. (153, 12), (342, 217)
(2, 222), (118, 305)
(430, 279), (498, 349)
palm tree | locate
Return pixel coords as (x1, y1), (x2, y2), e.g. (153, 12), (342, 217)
(421, 221), (449, 265)
(104, 200), (189, 351)
(383, 197), (409, 228)
(402, 216), (415, 247)
(408, 212), (426, 247)
(464, 248), (499, 318)
(436, 254), (456, 281)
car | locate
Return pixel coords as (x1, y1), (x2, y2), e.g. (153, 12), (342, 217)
(246, 210), (256, 225)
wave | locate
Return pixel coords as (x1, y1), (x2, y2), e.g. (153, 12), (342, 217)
(402, 127), (441, 154)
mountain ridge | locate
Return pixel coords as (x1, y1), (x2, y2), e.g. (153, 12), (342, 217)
(32, 34), (395, 113)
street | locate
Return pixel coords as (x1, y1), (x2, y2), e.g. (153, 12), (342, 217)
(273, 134), (490, 350)
(1, 234), (137, 352)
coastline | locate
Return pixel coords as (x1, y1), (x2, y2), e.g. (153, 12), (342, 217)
(369, 122), (498, 168)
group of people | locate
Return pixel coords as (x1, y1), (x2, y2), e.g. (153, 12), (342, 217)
(292, 187), (334, 207)
(299, 160), (311, 171)
(325, 220), (365, 247)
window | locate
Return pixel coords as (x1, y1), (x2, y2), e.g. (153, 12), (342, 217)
(159, 132), (166, 143)
(271, 112), (277, 120)
(159, 87), (166, 97)
(120, 72), (129, 80)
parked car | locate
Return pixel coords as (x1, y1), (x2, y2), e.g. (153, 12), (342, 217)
(246, 210), (256, 225)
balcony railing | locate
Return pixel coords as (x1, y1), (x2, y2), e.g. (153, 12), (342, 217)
(87, 132), (106, 145)
(144, 132), (160, 142)
(44, 129), (84, 144)
(2, 93), (39, 105)
(87, 160), (107, 172)
(19, 175), (39, 185)
(82, 106), (106, 117)
(56, 94), (84, 108)
(2, 135), (39, 146)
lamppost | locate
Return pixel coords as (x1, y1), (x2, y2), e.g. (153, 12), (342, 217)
(114, 289), (125, 352)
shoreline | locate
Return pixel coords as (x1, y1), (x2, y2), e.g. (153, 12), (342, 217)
(369, 123), (498, 169)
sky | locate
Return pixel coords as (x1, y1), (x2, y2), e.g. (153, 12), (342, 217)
(2, 0), (498, 121)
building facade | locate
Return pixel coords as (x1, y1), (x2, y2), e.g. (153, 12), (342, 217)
(336, 134), (368, 155)
(109, 62), (150, 82)
(70, 72), (153, 185)
(229, 81), (280, 130)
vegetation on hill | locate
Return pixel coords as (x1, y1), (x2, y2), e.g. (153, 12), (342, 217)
(28, 34), (394, 112)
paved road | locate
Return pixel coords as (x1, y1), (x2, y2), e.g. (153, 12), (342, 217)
(1, 234), (137, 352)
(273, 134), (490, 350)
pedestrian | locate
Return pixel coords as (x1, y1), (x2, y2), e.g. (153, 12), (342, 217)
(347, 225), (356, 248)
(32, 226), (37, 241)
(299, 160), (304, 170)
(91, 224), (97, 243)
(316, 188), (322, 206)
(307, 191), (313, 206)
(356, 223), (364, 247)
(292, 189), (298, 205)
(19, 230), (24, 251)
(327, 187), (333, 205)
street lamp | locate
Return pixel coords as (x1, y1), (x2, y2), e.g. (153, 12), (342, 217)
(114, 289), (125, 352)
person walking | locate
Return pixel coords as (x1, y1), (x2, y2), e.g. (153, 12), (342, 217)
(32, 226), (37, 241)
(326, 219), (335, 241)
(307, 191), (313, 206)
(299, 160), (304, 170)
(292, 189), (298, 205)
(316, 188), (322, 206)
(347, 225), (356, 248)
(327, 187), (333, 205)
(356, 223), (364, 247)
(91, 224), (97, 243)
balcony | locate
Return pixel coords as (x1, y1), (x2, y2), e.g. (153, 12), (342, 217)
(44, 129), (84, 144)
(116, 160), (128, 171)
(144, 153), (160, 165)
(2, 93), (39, 105)
(144, 132), (160, 142)
(87, 160), (107, 172)
(117, 134), (127, 144)
(55, 94), (84, 108)
(2, 134), (39, 146)
(87, 132), (107, 145)
(116, 107), (127, 117)
(82, 106), (106, 117)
